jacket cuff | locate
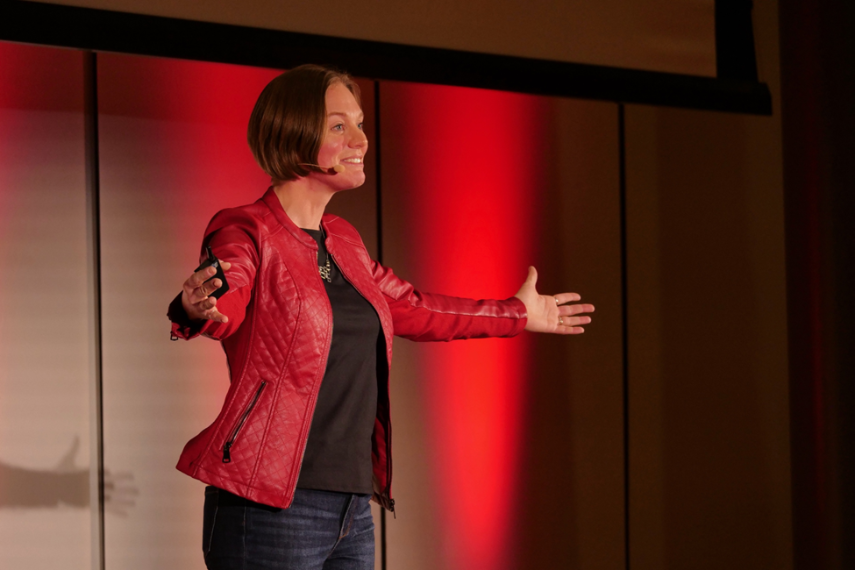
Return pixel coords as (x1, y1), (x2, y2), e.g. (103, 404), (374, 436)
(167, 293), (205, 341)
(505, 296), (528, 336)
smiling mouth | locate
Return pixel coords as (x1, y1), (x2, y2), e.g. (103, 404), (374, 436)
(340, 157), (363, 165)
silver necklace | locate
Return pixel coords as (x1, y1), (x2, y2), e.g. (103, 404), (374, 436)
(319, 253), (331, 282)
(318, 229), (332, 283)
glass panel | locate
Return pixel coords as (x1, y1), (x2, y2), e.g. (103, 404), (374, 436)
(0, 40), (92, 570)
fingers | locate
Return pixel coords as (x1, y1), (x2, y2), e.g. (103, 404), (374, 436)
(559, 315), (592, 328)
(187, 265), (217, 289)
(180, 258), (232, 323)
(182, 285), (230, 323)
(198, 293), (218, 312)
(196, 297), (229, 323)
(186, 278), (223, 305)
(185, 260), (231, 294)
(197, 278), (224, 300)
(558, 303), (595, 316)
(553, 292), (582, 305)
(184, 268), (227, 303)
(184, 268), (214, 303)
(203, 306), (229, 323)
(554, 300), (594, 335)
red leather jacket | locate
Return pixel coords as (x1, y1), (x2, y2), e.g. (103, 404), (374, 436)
(169, 188), (527, 510)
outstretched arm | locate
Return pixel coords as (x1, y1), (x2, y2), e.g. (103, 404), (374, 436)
(514, 266), (595, 334)
(371, 260), (528, 341)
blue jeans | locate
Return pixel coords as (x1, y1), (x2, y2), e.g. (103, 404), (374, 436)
(203, 486), (375, 569)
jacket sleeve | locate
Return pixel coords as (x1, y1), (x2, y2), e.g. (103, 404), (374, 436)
(370, 260), (527, 342)
(168, 209), (260, 342)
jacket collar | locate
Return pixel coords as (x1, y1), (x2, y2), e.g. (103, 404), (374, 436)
(260, 186), (336, 250)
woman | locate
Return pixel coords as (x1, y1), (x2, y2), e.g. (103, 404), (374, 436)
(168, 64), (594, 570)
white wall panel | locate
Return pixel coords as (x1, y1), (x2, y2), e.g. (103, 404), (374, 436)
(0, 40), (92, 570)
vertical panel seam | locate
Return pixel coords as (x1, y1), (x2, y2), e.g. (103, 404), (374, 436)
(374, 79), (387, 570)
(84, 49), (106, 570)
(618, 103), (630, 570)
(374, 80), (384, 266)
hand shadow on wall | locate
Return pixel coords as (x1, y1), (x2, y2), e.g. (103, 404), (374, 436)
(0, 436), (138, 516)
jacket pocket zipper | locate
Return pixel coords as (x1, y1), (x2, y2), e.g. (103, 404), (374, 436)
(222, 380), (267, 463)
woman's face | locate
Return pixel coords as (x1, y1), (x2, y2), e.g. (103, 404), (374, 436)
(314, 81), (368, 190)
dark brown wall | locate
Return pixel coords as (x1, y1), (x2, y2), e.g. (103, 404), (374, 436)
(626, 0), (791, 568)
(626, 104), (790, 570)
(780, 0), (855, 568)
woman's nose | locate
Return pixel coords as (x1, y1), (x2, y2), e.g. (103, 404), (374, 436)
(350, 128), (368, 148)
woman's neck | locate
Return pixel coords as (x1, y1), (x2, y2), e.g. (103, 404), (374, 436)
(272, 178), (335, 230)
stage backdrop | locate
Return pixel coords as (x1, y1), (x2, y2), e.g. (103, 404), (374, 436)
(0, 22), (792, 569)
(0, 41), (93, 569)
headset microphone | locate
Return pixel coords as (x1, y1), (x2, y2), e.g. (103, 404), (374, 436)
(298, 163), (345, 174)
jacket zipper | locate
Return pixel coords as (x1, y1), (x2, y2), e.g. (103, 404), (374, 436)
(383, 491), (396, 515)
(222, 380), (267, 463)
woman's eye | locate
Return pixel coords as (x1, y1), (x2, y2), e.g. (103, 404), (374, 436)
(358, 123), (364, 130)
(332, 123), (344, 131)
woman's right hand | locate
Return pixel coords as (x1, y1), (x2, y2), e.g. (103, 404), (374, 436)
(181, 262), (232, 323)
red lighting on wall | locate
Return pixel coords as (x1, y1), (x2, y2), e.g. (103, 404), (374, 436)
(391, 82), (547, 570)
(97, 54), (280, 209)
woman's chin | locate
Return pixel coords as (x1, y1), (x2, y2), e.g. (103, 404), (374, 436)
(334, 172), (366, 191)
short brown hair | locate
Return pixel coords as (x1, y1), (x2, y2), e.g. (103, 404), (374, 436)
(247, 64), (361, 182)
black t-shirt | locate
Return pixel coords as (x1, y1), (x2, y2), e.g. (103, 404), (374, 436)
(296, 228), (381, 494)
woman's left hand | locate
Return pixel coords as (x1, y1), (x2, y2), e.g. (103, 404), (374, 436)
(514, 266), (595, 334)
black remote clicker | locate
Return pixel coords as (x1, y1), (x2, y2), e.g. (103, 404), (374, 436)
(194, 246), (230, 299)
